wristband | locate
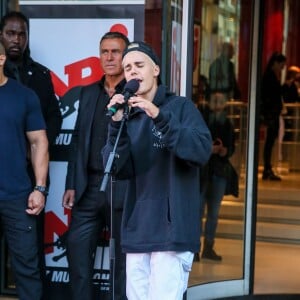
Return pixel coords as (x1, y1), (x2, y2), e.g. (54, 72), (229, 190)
(34, 185), (48, 196)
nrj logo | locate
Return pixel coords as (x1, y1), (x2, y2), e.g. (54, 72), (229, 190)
(52, 56), (102, 98)
(54, 56), (103, 129)
(52, 57), (102, 147)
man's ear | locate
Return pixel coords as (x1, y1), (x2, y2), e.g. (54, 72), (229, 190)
(154, 65), (160, 77)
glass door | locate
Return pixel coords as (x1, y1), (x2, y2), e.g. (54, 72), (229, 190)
(183, 0), (261, 298)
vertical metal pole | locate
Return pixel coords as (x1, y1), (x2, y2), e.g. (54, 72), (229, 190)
(180, 0), (194, 97)
(244, 0), (264, 294)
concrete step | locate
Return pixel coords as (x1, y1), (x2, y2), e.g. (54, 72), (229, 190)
(215, 218), (300, 244)
(219, 200), (300, 224)
(213, 196), (300, 243)
(225, 187), (300, 206)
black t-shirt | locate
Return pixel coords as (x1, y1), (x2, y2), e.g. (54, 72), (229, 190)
(0, 79), (46, 200)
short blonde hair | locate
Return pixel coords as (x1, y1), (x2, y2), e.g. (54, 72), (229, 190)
(286, 66), (300, 81)
(288, 65), (300, 73)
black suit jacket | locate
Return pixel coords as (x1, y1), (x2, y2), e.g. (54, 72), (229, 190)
(65, 78), (127, 209)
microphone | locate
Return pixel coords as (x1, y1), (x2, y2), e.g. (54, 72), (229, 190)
(106, 79), (140, 117)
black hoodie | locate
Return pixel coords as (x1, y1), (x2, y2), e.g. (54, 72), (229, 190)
(103, 85), (212, 253)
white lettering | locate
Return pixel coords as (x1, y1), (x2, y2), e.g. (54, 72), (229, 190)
(93, 272), (110, 281)
(51, 270), (70, 282)
(55, 133), (72, 145)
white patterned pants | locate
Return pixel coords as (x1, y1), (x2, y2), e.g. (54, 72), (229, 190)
(126, 251), (194, 300)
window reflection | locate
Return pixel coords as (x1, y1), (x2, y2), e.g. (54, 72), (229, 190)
(190, 0), (251, 286)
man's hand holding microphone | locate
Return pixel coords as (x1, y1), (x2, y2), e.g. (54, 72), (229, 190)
(107, 78), (160, 120)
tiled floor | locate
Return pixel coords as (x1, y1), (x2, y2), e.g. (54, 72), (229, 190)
(1, 239), (300, 299)
(254, 241), (300, 295)
(190, 238), (300, 295)
(188, 170), (300, 296)
(190, 238), (244, 285)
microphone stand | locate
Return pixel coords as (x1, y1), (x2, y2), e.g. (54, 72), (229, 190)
(100, 106), (129, 300)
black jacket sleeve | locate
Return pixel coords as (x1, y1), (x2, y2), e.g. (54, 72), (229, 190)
(42, 69), (62, 145)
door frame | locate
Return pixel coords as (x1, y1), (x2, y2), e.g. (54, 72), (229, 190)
(180, 0), (261, 298)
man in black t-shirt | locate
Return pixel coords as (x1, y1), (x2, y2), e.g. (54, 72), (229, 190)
(0, 41), (49, 300)
(0, 12), (62, 294)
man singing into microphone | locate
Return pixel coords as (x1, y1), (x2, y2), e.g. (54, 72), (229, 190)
(103, 41), (212, 300)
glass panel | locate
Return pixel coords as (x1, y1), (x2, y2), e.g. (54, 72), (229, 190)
(162, 0), (183, 94)
(255, 0), (300, 293)
(190, 0), (254, 286)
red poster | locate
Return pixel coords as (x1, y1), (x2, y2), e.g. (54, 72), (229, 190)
(20, 3), (144, 298)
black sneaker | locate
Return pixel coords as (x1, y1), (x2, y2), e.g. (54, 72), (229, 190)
(201, 248), (222, 261)
(262, 169), (281, 181)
